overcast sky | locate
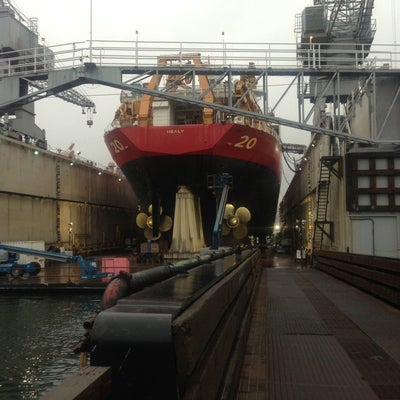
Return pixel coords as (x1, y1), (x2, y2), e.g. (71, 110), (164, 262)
(10, 0), (400, 191)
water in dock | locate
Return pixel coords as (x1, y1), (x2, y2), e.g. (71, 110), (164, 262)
(0, 295), (100, 399)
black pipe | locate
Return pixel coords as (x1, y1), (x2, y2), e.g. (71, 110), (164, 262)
(100, 248), (235, 310)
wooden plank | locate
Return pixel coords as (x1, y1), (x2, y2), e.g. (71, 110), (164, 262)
(172, 251), (261, 397)
(40, 366), (111, 400)
(318, 250), (400, 274)
(315, 250), (400, 308)
(317, 263), (400, 308)
(172, 251), (258, 379)
(318, 257), (400, 289)
(181, 263), (261, 400)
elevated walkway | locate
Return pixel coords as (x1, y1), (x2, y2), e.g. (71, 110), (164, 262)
(237, 254), (400, 399)
(2, 39), (400, 145)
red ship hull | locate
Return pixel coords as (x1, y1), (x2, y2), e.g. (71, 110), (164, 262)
(105, 123), (281, 243)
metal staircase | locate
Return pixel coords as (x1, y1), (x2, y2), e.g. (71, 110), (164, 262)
(312, 156), (342, 252)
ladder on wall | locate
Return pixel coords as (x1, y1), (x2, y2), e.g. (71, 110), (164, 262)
(312, 156), (342, 252)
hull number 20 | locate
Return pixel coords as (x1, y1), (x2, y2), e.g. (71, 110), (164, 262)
(233, 135), (258, 150)
(109, 139), (125, 153)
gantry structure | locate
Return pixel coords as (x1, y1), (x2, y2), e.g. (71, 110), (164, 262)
(1, 0), (399, 146)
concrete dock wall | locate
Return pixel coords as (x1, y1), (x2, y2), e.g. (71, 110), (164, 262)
(0, 135), (137, 252)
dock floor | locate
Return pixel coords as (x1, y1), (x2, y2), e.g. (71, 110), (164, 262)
(237, 254), (400, 400)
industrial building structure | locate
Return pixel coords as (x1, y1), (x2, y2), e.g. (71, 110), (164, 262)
(280, 0), (400, 259)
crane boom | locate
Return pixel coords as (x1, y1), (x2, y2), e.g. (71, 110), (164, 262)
(296, 0), (376, 69)
(312, 0), (375, 43)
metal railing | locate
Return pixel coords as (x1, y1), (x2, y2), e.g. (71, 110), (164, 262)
(0, 40), (399, 79)
(0, 124), (124, 177)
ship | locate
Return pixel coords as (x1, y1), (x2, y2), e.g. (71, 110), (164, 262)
(104, 53), (281, 253)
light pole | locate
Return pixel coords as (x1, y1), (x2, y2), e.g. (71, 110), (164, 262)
(68, 222), (73, 251)
(222, 31), (226, 67)
(89, 0), (93, 63)
(135, 30), (139, 66)
(295, 219), (306, 261)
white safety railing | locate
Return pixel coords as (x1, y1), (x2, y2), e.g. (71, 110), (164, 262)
(0, 123), (123, 176)
(0, 40), (399, 78)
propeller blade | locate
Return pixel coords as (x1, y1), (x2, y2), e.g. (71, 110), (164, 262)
(224, 203), (235, 219)
(136, 212), (148, 229)
(236, 207), (251, 223)
(232, 224), (248, 240)
(144, 227), (161, 241)
(222, 221), (231, 236)
(146, 216), (153, 229)
(160, 215), (173, 232)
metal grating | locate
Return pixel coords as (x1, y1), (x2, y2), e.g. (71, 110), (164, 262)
(297, 273), (400, 399)
(237, 264), (400, 399)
